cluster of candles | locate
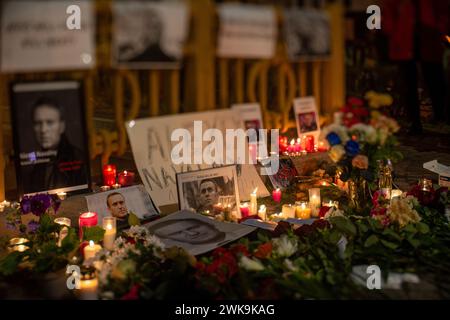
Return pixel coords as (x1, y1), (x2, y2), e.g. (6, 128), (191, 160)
(278, 135), (328, 156)
(102, 164), (135, 190)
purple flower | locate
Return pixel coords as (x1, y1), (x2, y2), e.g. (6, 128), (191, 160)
(20, 196), (32, 214)
(30, 194), (52, 216)
(27, 220), (40, 233)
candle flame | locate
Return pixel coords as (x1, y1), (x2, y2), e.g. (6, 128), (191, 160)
(89, 240), (94, 247)
(107, 224), (113, 230)
(290, 139), (295, 145)
(252, 187), (258, 194)
(82, 212), (96, 218)
(123, 170), (128, 175)
(259, 205), (266, 210)
(446, 35), (450, 43)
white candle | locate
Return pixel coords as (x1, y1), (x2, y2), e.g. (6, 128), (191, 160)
(250, 188), (258, 215)
(309, 188), (321, 217)
(281, 204), (296, 219)
(56, 192), (67, 201)
(102, 217), (116, 251)
(54, 217), (71, 247)
(258, 205), (267, 221)
(78, 278), (98, 300)
(84, 240), (102, 261)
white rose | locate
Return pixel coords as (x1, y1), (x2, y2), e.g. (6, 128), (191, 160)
(273, 235), (298, 258)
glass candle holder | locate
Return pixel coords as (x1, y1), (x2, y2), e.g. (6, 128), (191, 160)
(102, 164), (117, 187)
(102, 217), (117, 251)
(239, 202), (250, 218)
(295, 201), (311, 219)
(309, 188), (321, 217)
(8, 237), (29, 252)
(55, 217), (71, 247)
(79, 212), (98, 240)
(419, 178), (433, 192)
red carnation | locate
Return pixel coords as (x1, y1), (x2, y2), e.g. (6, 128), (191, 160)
(254, 242), (273, 259)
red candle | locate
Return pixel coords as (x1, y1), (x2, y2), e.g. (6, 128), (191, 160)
(103, 164), (117, 186)
(78, 212), (98, 239)
(305, 135), (315, 153)
(118, 170), (135, 187)
(239, 203), (250, 218)
(279, 136), (288, 154)
(272, 188), (282, 203)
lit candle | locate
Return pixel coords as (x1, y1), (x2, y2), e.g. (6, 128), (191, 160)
(322, 200), (339, 209)
(272, 188), (282, 203)
(250, 188), (258, 215)
(77, 271), (98, 300)
(309, 188), (321, 217)
(117, 170), (135, 187)
(100, 185), (111, 192)
(0, 200), (11, 212)
(8, 238), (29, 252)
(224, 204), (232, 221)
(102, 164), (117, 187)
(380, 188), (392, 199)
(239, 202), (250, 218)
(281, 204), (296, 219)
(83, 240), (102, 260)
(317, 140), (328, 152)
(56, 192), (67, 201)
(305, 135), (315, 153)
(258, 205), (267, 221)
(295, 201), (311, 219)
(55, 217), (71, 247)
(102, 217), (116, 251)
(112, 183), (121, 190)
(391, 189), (403, 199)
(79, 212), (98, 240)
(213, 203), (224, 215)
(279, 136), (288, 154)
(288, 139), (295, 154)
(419, 178), (433, 192)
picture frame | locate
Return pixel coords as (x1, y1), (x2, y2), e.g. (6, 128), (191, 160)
(293, 96), (321, 142)
(176, 165), (240, 217)
(85, 185), (159, 231)
(9, 80), (91, 196)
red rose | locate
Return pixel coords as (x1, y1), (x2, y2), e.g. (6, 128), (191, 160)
(254, 242), (273, 259)
(230, 244), (249, 257)
(272, 221), (291, 237)
(318, 206), (331, 218)
(294, 224), (315, 238)
(312, 219), (330, 230)
(120, 284), (140, 300)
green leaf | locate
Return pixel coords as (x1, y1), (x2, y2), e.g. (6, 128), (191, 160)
(416, 222), (430, 234)
(407, 238), (420, 248)
(128, 212), (141, 226)
(61, 228), (80, 252)
(364, 235), (379, 247)
(327, 229), (342, 245)
(0, 252), (23, 276)
(82, 226), (105, 242)
(380, 239), (398, 250)
(403, 224), (417, 233)
(330, 217), (357, 236)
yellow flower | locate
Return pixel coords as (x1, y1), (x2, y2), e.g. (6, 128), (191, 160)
(387, 198), (421, 227)
(329, 145), (345, 163)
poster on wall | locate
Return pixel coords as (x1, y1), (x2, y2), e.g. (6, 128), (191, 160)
(10, 81), (91, 196)
(216, 3), (277, 59)
(0, 0), (95, 72)
(113, 1), (189, 69)
(126, 109), (270, 209)
(231, 103), (264, 135)
(283, 8), (330, 61)
(293, 96), (321, 143)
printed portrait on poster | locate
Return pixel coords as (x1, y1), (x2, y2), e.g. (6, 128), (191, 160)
(86, 185), (159, 231)
(176, 166), (240, 216)
(284, 8), (330, 61)
(10, 81), (91, 196)
(113, 1), (189, 69)
(293, 96), (321, 142)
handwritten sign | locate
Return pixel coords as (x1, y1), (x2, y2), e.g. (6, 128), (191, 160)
(1, 0), (95, 72)
(126, 110), (269, 209)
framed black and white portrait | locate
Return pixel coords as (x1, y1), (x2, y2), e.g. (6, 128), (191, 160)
(112, 1), (189, 69)
(176, 165), (240, 216)
(10, 81), (91, 196)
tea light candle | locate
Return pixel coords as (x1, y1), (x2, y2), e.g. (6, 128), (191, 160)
(77, 270), (98, 300)
(117, 170), (135, 187)
(56, 192), (67, 201)
(100, 185), (111, 192)
(55, 217), (71, 247)
(0, 200), (11, 212)
(295, 201), (311, 219)
(281, 204), (296, 219)
(391, 189), (403, 199)
(309, 188), (321, 217)
(258, 205), (267, 221)
(250, 188), (258, 215)
(83, 240), (102, 260)
(322, 200), (339, 209)
(112, 183), (121, 189)
(272, 188), (282, 203)
(79, 212), (98, 240)
(102, 164), (117, 187)
(102, 217), (116, 251)
(8, 238), (29, 252)
(419, 178), (433, 192)
(239, 202), (250, 218)
(305, 135), (315, 153)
